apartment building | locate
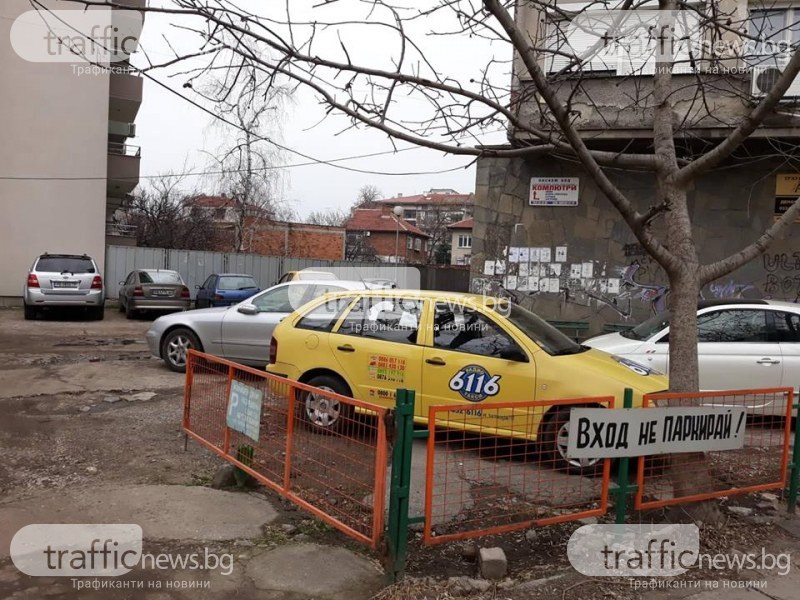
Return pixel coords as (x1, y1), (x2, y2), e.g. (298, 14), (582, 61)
(0, 0), (144, 302)
(472, 1), (800, 326)
(375, 189), (473, 229)
(448, 217), (474, 266)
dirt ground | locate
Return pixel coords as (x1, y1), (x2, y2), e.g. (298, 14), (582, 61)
(1, 307), (799, 600)
(0, 308), (219, 499)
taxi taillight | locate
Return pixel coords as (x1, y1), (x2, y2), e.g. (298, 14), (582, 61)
(269, 336), (278, 364)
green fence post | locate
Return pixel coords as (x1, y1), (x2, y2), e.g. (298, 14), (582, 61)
(614, 388), (634, 524)
(787, 394), (800, 513)
(386, 389), (415, 583)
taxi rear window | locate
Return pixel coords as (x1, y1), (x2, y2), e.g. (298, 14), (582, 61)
(337, 297), (422, 345)
(296, 296), (354, 332)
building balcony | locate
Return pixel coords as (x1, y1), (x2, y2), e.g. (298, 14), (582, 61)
(513, 72), (800, 143)
(107, 142), (140, 199)
(109, 70), (142, 123)
(106, 222), (138, 247)
(108, 120), (137, 144)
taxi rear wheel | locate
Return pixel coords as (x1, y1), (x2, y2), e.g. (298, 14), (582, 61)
(541, 406), (603, 477)
(299, 375), (353, 434)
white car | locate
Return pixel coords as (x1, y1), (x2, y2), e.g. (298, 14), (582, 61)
(585, 300), (800, 414)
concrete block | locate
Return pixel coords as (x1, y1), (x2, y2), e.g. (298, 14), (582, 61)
(479, 546), (508, 580)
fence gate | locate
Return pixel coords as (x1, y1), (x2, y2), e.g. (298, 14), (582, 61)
(422, 397), (614, 544)
(634, 387), (795, 510)
(182, 350), (390, 548)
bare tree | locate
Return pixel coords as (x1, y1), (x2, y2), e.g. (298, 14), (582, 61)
(126, 174), (217, 250)
(306, 208), (350, 227)
(418, 206), (461, 264)
(354, 185), (383, 209)
(67, 0), (800, 509)
(345, 232), (379, 262)
(198, 45), (292, 252)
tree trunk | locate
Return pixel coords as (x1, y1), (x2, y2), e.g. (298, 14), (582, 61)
(662, 191), (721, 522)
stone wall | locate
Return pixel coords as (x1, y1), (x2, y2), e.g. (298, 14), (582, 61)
(472, 154), (800, 335)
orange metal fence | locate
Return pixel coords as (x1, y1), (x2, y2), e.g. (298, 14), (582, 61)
(635, 387), (795, 510)
(182, 350), (389, 549)
(423, 397), (614, 545)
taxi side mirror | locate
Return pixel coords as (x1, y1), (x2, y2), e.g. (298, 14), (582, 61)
(499, 345), (528, 362)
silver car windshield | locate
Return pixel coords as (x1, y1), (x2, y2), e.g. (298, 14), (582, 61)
(140, 271), (182, 284)
(37, 257), (95, 273)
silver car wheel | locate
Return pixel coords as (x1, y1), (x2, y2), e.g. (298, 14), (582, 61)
(556, 421), (601, 469)
(304, 386), (341, 428)
(166, 334), (192, 367)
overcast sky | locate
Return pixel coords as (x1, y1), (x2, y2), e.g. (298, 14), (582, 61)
(133, 1), (509, 219)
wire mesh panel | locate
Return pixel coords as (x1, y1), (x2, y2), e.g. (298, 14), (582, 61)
(635, 388), (794, 510)
(183, 350), (389, 548)
(423, 397), (614, 545)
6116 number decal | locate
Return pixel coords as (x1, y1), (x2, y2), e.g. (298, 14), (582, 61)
(448, 365), (501, 402)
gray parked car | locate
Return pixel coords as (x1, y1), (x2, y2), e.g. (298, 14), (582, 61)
(145, 279), (369, 372)
(23, 253), (105, 320)
(119, 269), (192, 319)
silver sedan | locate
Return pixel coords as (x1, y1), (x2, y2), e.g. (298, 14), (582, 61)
(145, 280), (369, 372)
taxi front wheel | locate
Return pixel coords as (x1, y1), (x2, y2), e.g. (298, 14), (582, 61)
(540, 406), (603, 477)
(299, 375), (354, 434)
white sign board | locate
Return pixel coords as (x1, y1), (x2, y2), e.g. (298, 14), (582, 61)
(567, 406), (747, 459)
(530, 177), (579, 206)
(226, 380), (263, 442)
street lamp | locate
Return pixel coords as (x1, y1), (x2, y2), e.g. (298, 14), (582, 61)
(393, 205), (403, 263)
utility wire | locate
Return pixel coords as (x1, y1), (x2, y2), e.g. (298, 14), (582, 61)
(3, 1), (478, 181)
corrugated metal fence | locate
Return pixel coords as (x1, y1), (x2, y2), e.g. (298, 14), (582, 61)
(104, 245), (430, 299)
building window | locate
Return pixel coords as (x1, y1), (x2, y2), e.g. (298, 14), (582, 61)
(545, 8), (700, 76)
(414, 238), (422, 251)
(458, 234), (472, 249)
(407, 236), (413, 250)
(748, 9), (800, 62)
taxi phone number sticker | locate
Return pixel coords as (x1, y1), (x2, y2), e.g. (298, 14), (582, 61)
(449, 365), (501, 402)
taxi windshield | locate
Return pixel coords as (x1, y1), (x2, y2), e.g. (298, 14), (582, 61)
(504, 303), (585, 356)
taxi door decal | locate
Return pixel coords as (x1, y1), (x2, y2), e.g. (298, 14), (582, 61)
(448, 364), (501, 403)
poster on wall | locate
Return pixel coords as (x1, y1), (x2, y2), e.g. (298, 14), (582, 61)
(774, 174), (800, 223)
(530, 177), (579, 207)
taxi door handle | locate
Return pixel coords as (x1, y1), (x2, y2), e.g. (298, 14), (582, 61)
(336, 344), (355, 353)
(425, 357), (446, 366)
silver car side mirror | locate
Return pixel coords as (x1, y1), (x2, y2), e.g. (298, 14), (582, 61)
(237, 305), (258, 316)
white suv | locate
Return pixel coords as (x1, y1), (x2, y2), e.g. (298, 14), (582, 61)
(23, 253), (105, 320)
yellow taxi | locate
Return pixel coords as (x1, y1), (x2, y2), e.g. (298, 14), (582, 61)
(266, 290), (668, 474)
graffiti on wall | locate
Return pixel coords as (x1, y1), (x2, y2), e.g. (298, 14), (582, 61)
(763, 252), (800, 302)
